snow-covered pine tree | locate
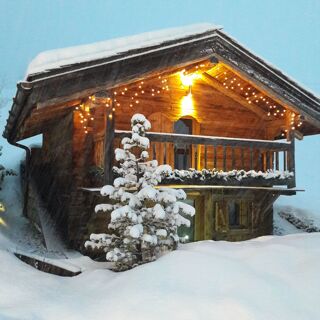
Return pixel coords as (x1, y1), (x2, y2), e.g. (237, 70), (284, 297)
(85, 113), (195, 271)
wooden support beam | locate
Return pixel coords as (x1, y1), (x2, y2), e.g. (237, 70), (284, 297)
(104, 103), (115, 185)
(37, 98), (82, 110)
(201, 72), (268, 120)
(287, 131), (296, 188)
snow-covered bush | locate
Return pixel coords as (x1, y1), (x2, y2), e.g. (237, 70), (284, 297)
(85, 114), (195, 271)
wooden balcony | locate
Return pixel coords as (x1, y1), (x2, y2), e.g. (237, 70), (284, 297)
(98, 130), (295, 188)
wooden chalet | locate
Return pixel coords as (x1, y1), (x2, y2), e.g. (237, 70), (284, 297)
(3, 24), (320, 249)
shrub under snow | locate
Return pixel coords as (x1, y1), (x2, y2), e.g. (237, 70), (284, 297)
(85, 114), (195, 271)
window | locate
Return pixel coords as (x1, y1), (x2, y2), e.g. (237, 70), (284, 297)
(228, 200), (251, 229)
(214, 199), (251, 231)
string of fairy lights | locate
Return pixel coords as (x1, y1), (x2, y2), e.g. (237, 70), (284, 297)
(213, 65), (303, 136)
(73, 62), (303, 138)
(74, 96), (114, 134)
(112, 75), (171, 109)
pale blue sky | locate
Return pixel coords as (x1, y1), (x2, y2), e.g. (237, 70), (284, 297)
(0, 0), (319, 212)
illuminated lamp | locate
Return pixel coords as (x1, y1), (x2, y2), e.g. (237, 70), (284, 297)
(180, 72), (201, 87)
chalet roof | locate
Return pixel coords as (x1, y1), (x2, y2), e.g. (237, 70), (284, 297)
(4, 23), (320, 142)
(26, 24), (220, 77)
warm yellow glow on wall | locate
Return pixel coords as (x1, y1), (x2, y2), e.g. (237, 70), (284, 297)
(181, 93), (195, 116)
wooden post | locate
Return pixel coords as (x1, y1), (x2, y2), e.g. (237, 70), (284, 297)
(194, 144), (198, 170)
(283, 151), (287, 171)
(231, 147), (235, 169)
(103, 102), (115, 185)
(270, 152), (274, 171)
(287, 131), (296, 188)
(266, 151), (270, 170)
(258, 150), (263, 171)
(241, 148), (244, 169)
(152, 143), (156, 160)
(213, 146), (217, 169)
(164, 143), (167, 164)
(204, 145), (208, 169)
(223, 146), (227, 171)
(275, 151), (279, 170)
(197, 145), (201, 170)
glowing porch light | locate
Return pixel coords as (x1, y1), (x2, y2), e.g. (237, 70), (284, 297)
(180, 71), (200, 87)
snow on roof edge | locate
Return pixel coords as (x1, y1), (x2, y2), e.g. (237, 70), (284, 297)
(26, 23), (220, 77)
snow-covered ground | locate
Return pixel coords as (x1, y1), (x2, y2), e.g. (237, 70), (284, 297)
(1, 191), (320, 319)
(1, 229), (320, 319)
(1, 143), (320, 319)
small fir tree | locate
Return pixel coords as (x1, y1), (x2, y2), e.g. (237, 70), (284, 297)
(85, 114), (195, 271)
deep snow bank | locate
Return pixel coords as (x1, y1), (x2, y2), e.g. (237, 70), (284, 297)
(1, 232), (320, 320)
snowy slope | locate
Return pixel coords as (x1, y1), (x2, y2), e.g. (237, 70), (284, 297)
(276, 205), (320, 228)
(1, 227), (320, 319)
(274, 205), (320, 235)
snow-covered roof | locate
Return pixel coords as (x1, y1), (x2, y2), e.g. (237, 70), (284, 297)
(4, 23), (320, 142)
(27, 23), (220, 76)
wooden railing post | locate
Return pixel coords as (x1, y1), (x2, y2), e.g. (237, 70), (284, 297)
(104, 104), (115, 185)
(275, 151), (279, 170)
(287, 131), (296, 188)
(204, 145), (208, 169)
(223, 146), (227, 171)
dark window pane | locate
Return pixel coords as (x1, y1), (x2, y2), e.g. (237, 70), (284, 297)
(228, 200), (240, 227)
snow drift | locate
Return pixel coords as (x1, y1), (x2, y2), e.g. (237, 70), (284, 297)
(1, 232), (320, 320)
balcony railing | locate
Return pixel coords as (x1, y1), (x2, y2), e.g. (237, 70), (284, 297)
(97, 130), (295, 188)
